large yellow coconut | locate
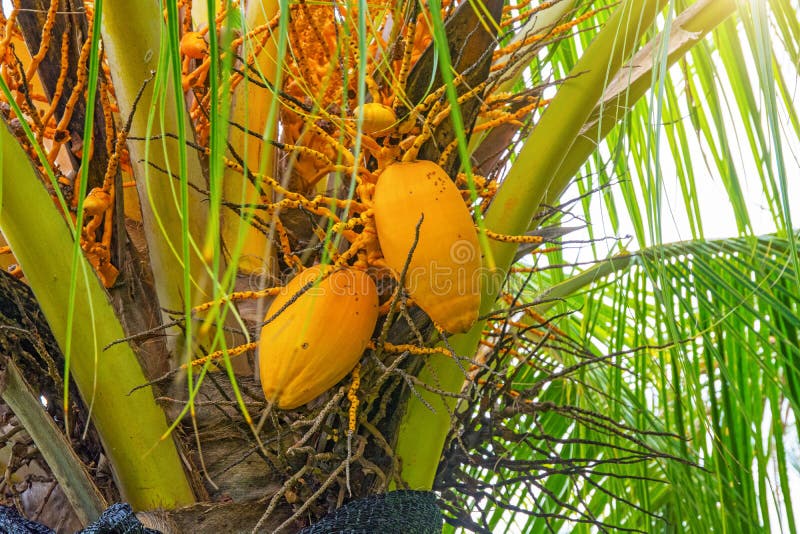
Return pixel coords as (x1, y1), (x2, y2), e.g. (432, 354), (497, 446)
(258, 265), (379, 409)
(374, 160), (481, 333)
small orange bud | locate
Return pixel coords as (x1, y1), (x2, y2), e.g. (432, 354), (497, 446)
(82, 188), (111, 217)
(180, 32), (207, 60)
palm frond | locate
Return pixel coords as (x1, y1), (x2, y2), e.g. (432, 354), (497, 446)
(451, 233), (800, 532)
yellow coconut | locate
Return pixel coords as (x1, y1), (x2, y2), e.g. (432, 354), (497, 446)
(258, 265), (378, 409)
(373, 160), (481, 333)
(354, 103), (397, 137)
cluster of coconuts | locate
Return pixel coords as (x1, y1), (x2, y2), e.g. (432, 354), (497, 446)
(258, 104), (481, 409)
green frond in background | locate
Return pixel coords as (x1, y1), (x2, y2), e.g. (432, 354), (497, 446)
(538, 234), (800, 533)
(437, 0), (800, 530)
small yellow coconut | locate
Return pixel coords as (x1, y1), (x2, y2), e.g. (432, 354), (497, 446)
(354, 103), (397, 137)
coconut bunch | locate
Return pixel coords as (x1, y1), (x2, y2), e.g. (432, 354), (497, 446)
(173, 0), (599, 417)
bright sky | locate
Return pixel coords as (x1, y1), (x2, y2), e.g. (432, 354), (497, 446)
(577, 10), (800, 257)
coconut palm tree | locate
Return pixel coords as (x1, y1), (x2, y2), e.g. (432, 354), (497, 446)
(0, 0), (797, 532)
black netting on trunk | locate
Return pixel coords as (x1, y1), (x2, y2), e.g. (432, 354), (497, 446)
(299, 491), (443, 534)
(0, 504), (159, 534)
